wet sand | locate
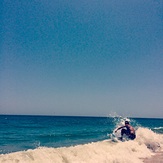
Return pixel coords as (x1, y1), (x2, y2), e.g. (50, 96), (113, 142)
(143, 151), (163, 163)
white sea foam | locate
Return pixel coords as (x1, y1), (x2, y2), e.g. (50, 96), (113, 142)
(0, 127), (163, 163)
(153, 126), (163, 130)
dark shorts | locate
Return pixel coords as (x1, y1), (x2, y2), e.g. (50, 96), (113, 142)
(121, 129), (136, 140)
(128, 133), (136, 140)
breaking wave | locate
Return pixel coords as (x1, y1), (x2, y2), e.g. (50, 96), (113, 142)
(0, 127), (163, 163)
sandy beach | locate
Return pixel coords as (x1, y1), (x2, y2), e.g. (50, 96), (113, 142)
(143, 151), (163, 163)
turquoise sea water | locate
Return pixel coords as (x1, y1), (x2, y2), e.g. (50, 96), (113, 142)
(0, 115), (163, 154)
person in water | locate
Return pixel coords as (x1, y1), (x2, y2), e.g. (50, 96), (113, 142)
(115, 121), (136, 140)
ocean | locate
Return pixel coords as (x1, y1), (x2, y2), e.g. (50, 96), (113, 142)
(0, 115), (163, 163)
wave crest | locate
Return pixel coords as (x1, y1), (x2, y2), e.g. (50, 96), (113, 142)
(135, 127), (163, 152)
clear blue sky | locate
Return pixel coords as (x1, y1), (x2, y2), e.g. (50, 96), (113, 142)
(0, 0), (163, 118)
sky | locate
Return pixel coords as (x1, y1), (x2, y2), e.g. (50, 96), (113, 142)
(0, 0), (163, 118)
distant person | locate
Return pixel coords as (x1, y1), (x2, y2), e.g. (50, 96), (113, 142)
(115, 121), (136, 140)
